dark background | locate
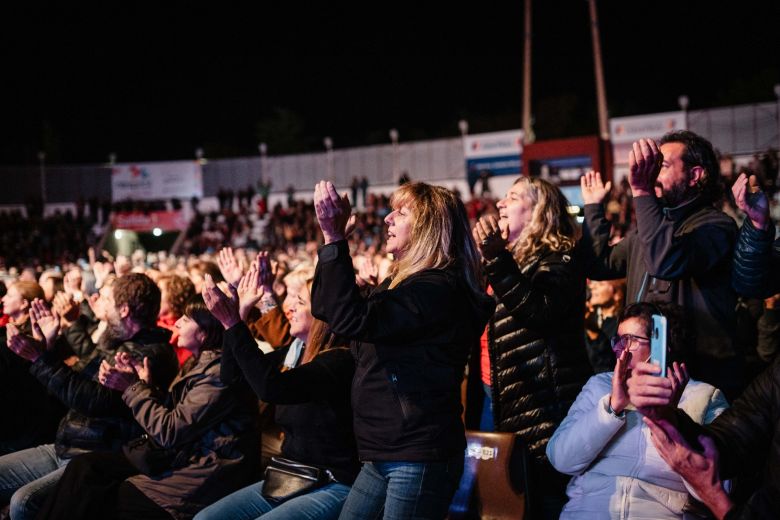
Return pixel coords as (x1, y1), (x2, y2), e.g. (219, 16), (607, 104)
(1, 1), (778, 164)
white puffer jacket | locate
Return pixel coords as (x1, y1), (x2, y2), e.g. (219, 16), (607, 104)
(546, 372), (728, 519)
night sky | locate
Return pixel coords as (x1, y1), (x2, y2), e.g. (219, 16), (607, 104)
(1, 1), (778, 165)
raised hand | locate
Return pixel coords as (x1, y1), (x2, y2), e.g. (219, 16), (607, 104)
(53, 291), (80, 325)
(609, 350), (632, 415)
(628, 138), (663, 197)
(472, 215), (509, 261)
(92, 261), (113, 288)
(217, 247), (244, 287)
(6, 322), (46, 363)
(237, 267), (265, 321)
(255, 252), (275, 293)
(314, 180), (353, 244)
(29, 299), (60, 350)
(580, 170), (613, 205)
(732, 173), (769, 230)
(202, 273), (241, 330)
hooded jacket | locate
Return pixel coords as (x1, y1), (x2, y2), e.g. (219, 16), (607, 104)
(312, 239), (495, 461)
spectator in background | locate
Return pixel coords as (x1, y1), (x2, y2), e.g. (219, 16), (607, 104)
(584, 279), (626, 374)
(39, 271), (63, 304)
(156, 274), (197, 365)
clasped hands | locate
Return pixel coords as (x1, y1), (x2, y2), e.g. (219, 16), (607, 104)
(98, 351), (151, 392)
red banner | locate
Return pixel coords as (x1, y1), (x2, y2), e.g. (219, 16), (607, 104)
(112, 211), (187, 232)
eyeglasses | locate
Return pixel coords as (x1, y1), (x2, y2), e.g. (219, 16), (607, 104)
(610, 333), (650, 356)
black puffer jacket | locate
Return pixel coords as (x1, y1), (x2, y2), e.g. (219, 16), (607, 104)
(485, 248), (592, 465)
(732, 218), (780, 299)
(675, 356), (780, 519)
(29, 327), (179, 458)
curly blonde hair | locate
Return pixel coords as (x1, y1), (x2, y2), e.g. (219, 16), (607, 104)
(509, 177), (576, 264)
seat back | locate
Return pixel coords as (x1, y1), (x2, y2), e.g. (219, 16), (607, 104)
(448, 430), (526, 520)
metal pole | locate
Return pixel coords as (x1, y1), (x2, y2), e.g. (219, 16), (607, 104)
(37, 151), (47, 205)
(588, 0), (610, 140)
(522, 0), (534, 144)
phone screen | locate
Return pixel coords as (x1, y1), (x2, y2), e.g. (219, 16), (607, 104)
(650, 314), (667, 378)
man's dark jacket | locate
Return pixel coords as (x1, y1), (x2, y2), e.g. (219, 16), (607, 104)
(29, 326), (179, 458)
(675, 356), (780, 519)
(732, 218), (780, 299)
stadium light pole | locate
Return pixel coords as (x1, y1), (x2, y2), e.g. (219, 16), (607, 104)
(258, 142), (268, 184)
(774, 84), (780, 152)
(389, 128), (399, 180)
(108, 152), (117, 166)
(678, 95), (690, 129)
(37, 151), (46, 206)
(323, 136), (334, 180)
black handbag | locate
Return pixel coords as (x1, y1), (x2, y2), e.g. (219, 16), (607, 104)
(261, 457), (336, 501)
(122, 434), (178, 476)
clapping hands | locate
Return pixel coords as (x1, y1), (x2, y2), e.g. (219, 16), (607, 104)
(313, 180), (356, 244)
(99, 351), (151, 392)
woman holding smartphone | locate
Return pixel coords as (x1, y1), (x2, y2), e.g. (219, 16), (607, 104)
(546, 302), (728, 519)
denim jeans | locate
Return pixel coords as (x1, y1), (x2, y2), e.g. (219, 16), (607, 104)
(0, 443), (69, 520)
(480, 382), (495, 432)
(194, 480), (351, 520)
(338, 456), (464, 520)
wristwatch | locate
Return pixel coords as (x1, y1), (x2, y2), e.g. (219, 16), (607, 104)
(607, 400), (626, 419)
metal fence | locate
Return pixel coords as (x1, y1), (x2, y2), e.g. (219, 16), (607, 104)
(0, 102), (777, 205)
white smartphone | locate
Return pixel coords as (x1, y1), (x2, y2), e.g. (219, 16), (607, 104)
(650, 314), (667, 378)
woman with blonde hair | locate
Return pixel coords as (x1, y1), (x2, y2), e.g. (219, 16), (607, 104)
(472, 176), (592, 519)
(312, 180), (495, 519)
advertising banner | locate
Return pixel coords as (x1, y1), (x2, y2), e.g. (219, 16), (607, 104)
(112, 210), (188, 231)
(610, 111), (686, 164)
(463, 130), (524, 176)
(111, 161), (203, 201)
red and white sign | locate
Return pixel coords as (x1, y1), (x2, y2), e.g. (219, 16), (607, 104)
(112, 211), (187, 231)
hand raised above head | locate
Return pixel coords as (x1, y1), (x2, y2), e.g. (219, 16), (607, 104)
(202, 273), (241, 330)
(628, 138), (663, 197)
(314, 180), (352, 244)
(217, 247), (244, 287)
(580, 170), (612, 205)
(732, 173), (769, 231)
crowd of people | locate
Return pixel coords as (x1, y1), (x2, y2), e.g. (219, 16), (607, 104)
(0, 129), (779, 519)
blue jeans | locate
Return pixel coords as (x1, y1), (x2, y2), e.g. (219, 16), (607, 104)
(338, 457), (464, 520)
(194, 480), (351, 520)
(480, 382), (495, 432)
(0, 444), (70, 520)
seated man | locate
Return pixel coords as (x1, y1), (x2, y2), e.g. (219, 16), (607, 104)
(0, 273), (179, 520)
